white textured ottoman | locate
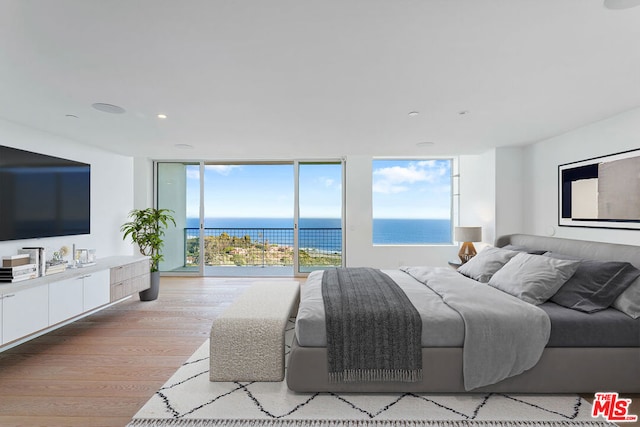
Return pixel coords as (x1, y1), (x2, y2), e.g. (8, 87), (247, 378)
(209, 281), (300, 382)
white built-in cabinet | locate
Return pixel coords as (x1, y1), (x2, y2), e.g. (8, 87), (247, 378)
(2, 285), (49, 344)
(0, 256), (149, 349)
(49, 277), (84, 325)
(82, 270), (111, 312)
(48, 269), (110, 326)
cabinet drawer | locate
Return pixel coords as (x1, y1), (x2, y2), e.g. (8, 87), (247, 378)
(110, 281), (128, 301)
(131, 273), (150, 292)
(132, 260), (150, 277)
(110, 264), (134, 284)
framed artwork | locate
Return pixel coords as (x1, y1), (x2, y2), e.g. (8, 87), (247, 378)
(558, 148), (640, 230)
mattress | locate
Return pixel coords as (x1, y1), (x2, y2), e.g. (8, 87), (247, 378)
(295, 268), (640, 349)
(539, 302), (640, 347)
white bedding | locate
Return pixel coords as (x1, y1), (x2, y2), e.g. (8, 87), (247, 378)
(295, 268), (465, 347)
(295, 266), (551, 390)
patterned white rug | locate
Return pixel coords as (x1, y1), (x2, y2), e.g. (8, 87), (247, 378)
(128, 321), (607, 427)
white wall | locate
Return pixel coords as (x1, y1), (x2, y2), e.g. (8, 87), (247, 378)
(495, 146), (525, 239)
(134, 157), (154, 209)
(0, 119), (135, 261)
(523, 106), (640, 245)
(459, 150), (497, 248)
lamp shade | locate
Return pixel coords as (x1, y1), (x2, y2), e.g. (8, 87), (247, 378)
(454, 226), (482, 242)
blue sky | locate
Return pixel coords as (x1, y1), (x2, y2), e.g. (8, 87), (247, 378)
(186, 163), (342, 218)
(184, 160), (451, 219)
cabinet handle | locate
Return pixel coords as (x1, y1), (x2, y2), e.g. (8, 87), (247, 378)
(2, 294), (16, 299)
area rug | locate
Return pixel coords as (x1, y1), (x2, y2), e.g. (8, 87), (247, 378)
(127, 320), (607, 427)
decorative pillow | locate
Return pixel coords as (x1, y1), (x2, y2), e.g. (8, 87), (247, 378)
(457, 246), (520, 283)
(487, 252), (580, 305)
(548, 258), (640, 313)
(613, 277), (640, 319)
(543, 252), (581, 261)
(501, 244), (547, 255)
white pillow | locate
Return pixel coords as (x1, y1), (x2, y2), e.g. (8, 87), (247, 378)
(457, 246), (520, 283)
(487, 252), (580, 305)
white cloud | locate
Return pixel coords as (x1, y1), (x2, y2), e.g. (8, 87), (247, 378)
(372, 181), (409, 194)
(372, 161), (449, 194)
(205, 165), (240, 175)
(186, 168), (200, 180)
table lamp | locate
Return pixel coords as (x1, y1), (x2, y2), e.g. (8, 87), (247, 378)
(454, 226), (482, 263)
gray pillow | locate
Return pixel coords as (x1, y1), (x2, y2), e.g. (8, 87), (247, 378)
(550, 259), (640, 313)
(612, 277), (640, 319)
(487, 252), (581, 305)
(543, 252), (582, 261)
(501, 244), (547, 255)
(457, 246), (520, 283)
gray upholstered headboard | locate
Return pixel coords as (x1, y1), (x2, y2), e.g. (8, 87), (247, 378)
(495, 234), (640, 271)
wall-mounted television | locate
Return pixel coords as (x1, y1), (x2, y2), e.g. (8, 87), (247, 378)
(0, 145), (90, 241)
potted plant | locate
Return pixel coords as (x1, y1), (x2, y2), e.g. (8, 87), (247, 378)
(121, 208), (176, 301)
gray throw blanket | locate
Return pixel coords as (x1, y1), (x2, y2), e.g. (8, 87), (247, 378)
(321, 267), (422, 383)
(401, 266), (551, 390)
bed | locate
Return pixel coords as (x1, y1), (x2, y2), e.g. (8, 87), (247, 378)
(286, 234), (640, 393)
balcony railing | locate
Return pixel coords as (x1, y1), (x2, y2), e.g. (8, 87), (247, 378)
(183, 227), (342, 269)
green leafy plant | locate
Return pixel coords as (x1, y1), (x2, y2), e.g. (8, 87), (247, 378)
(121, 208), (176, 272)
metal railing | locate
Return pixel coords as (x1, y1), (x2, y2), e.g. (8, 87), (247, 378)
(184, 227), (342, 268)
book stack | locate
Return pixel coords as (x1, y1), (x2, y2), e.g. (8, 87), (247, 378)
(2, 253), (30, 268)
(18, 247), (46, 277)
(0, 254), (38, 283)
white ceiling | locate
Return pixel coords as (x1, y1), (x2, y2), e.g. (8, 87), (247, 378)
(1, 0), (639, 159)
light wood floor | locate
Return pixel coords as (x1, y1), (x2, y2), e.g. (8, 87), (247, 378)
(0, 276), (300, 427)
(0, 276), (637, 427)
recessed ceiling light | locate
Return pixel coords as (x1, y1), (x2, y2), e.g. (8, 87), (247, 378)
(174, 144), (194, 150)
(416, 141), (435, 147)
(408, 111), (419, 117)
(92, 103), (126, 114)
(157, 113), (167, 119)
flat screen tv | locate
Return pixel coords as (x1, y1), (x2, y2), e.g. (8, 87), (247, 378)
(0, 145), (90, 241)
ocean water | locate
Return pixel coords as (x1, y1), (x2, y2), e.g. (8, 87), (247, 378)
(186, 218), (452, 250)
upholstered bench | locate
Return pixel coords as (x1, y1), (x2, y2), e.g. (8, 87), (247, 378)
(209, 281), (300, 382)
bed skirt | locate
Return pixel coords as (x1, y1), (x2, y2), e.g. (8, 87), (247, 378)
(286, 336), (640, 393)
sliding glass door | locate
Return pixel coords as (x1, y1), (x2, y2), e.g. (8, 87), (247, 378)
(156, 162), (201, 274)
(156, 160), (344, 276)
(296, 162), (343, 274)
(202, 163), (294, 276)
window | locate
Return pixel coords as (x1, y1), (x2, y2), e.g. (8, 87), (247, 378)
(372, 159), (455, 245)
